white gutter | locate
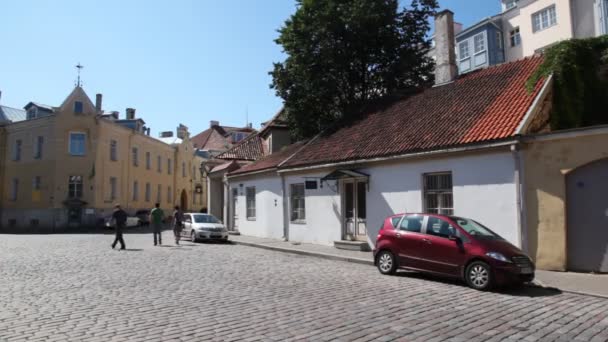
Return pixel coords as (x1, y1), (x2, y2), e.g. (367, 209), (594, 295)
(281, 173), (289, 241)
(511, 143), (527, 251)
(277, 139), (518, 174)
(515, 75), (553, 135)
(226, 168), (278, 180)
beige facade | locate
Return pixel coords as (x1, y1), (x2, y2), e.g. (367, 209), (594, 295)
(0, 87), (206, 231)
(522, 127), (608, 270)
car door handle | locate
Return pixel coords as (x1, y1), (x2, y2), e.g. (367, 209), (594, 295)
(396, 233), (402, 238)
(421, 238), (432, 244)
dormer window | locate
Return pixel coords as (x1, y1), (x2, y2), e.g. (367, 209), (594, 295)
(74, 101), (83, 114)
(233, 132), (246, 142)
(27, 108), (37, 120)
(504, 0), (519, 10)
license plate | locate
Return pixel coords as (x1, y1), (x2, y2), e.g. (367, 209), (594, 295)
(520, 267), (533, 274)
(211, 234), (221, 238)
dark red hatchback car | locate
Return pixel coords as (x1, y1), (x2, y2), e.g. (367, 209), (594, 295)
(374, 213), (535, 290)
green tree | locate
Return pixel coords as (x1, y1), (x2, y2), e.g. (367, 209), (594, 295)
(271, 0), (439, 139)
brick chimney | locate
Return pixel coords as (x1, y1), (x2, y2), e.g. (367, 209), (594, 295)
(95, 94), (102, 113)
(210, 120), (219, 128)
(434, 10), (458, 86)
(126, 108), (136, 120)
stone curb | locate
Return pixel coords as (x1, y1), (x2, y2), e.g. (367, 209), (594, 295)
(231, 240), (374, 266)
(531, 279), (608, 300)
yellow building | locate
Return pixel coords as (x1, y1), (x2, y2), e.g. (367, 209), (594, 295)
(0, 86), (206, 232)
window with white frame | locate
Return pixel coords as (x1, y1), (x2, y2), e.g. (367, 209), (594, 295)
(146, 152), (151, 170)
(13, 139), (22, 161)
(69, 132), (86, 156)
(290, 183), (306, 222)
(496, 31), (503, 49)
(510, 27), (521, 47)
(532, 5), (557, 33)
(33, 176), (41, 191)
(246, 187), (256, 220)
(133, 181), (139, 201)
(110, 140), (118, 161)
(68, 175), (83, 198)
(110, 177), (117, 200)
(504, 0), (519, 10)
(132, 147), (139, 167)
(423, 172), (453, 215)
(145, 182), (151, 202)
(10, 178), (18, 201)
(458, 41), (471, 71)
(34, 136), (43, 159)
(473, 33), (487, 67)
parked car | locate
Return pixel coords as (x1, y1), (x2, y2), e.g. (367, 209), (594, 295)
(135, 209), (150, 226)
(373, 213), (535, 291)
(181, 213), (229, 243)
(104, 215), (140, 229)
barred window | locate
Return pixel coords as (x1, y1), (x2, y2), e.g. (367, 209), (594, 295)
(424, 172), (453, 215)
(246, 187), (256, 220)
(290, 183), (306, 222)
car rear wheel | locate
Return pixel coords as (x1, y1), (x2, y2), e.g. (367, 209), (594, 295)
(376, 251), (397, 275)
(191, 231), (197, 243)
(465, 261), (493, 291)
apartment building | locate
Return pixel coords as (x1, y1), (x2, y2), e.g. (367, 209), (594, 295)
(0, 86), (205, 232)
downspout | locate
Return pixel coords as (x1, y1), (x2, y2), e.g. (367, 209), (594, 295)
(281, 172), (289, 241)
(511, 142), (527, 252)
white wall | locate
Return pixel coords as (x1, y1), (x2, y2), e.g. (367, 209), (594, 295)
(230, 174), (284, 240)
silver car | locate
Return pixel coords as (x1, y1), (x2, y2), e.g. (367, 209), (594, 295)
(182, 213), (229, 243)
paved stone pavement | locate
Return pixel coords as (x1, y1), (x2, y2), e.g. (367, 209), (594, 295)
(1, 233), (608, 342)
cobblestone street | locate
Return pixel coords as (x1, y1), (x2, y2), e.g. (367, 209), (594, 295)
(1, 232), (608, 341)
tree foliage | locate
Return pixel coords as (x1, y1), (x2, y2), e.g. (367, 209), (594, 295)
(527, 36), (608, 130)
(270, 0), (439, 139)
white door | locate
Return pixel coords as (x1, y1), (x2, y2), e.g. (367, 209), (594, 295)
(343, 180), (367, 241)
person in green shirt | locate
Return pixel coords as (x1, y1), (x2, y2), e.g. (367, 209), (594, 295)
(150, 203), (165, 246)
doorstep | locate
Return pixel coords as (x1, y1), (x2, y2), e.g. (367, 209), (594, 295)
(334, 240), (371, 252)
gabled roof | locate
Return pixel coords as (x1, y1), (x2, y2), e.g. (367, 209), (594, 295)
(216, 133), (265, 161)
(229, 141), (307, 176)
(281, 56), (546, 169)
(259, 108), (289, 137)
(0, 105), (27, 123)
(191, 124), (254, 151)
(24, 102), (55, 112)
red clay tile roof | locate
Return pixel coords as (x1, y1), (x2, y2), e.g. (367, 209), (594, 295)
(282, 56), (545, 168)
(191, 125), (255, 151)
(216, 133), (265, 161)
(229, 142), (307, 175)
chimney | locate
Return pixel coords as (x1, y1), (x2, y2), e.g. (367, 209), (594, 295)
(126, 108), (136, 120)
(210, 120), (219, 128)
(434, 10), (458, 86)
(177, 124), (188, 139)
(111, 111), (119, 120)
(146, 127), (151, 136)
(95, 94), (102, 113)
(160, 131), (174, 138)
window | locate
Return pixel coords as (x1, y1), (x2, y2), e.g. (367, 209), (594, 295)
(133, 181), (139, 201)
(157, 184), (162, 203)
(132, 148), (139, 167)
(167, 186), (172, 203)
(168, 159), (172, 175)
(233, 132), (246, 142)
(459, 41), (470, 59)
(532, 5), (557, 33)
(69, 133), (86, 156)
(157, 156), (162, 173)
(145, 183), (151, 202)
(290, 183), (306, 222)
(473, 33), (485, 53)
(33, 176), (41, 191)
(246, 187), (256, 220)
(510, 27), (521, 47)
(146, 152), (151, 170)
(426, 216), (457, 238)
(399, 215), (424, 233)
(110, 140), (117, 161)
(182, 162), (186, 177)
(391, 215), (404, 228)
(505, 0), (519, 10)
(110, 177), (117, 200)
(68, 175), (83, 198)
(34, 136), (43, 159)
(74, 101), (84, 114)
(13, 139), (22, 161)
(496, 31), (503, 50)
(26, 108), (37, 120)
(10, 178), (18, 201)
(424, 172), (453, 215)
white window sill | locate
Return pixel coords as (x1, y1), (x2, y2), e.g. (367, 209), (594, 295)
(290, 220), (306, 225)
(247, 217), (256, 221)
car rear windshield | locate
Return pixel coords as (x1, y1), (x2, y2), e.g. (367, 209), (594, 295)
(450, 216), (503, 240)
(192, 214), (220, 224)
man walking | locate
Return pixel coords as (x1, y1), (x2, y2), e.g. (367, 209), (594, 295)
(173, 205), (184, 245)
(111, 204), (127, 250)
(150, 203), (164, 246)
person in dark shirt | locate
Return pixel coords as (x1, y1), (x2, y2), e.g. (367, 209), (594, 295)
(111, 204), (127, 250)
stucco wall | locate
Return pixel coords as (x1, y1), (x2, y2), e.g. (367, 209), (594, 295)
(523, 131), (608, 270)
(230, 173), (285, 240)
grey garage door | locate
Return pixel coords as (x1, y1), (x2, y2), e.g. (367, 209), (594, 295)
(566, 158), (608, 272)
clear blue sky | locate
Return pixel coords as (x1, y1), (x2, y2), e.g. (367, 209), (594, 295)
(0, 0), (500, 136)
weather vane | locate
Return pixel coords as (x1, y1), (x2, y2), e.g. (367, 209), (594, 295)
(75, 63), (84, 87)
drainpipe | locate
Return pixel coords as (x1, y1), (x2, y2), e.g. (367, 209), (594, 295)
(281, 173), (289, 241)
(511, 142), (528, 252)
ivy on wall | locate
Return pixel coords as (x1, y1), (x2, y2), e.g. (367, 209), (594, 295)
(527, 36), (608, 130)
